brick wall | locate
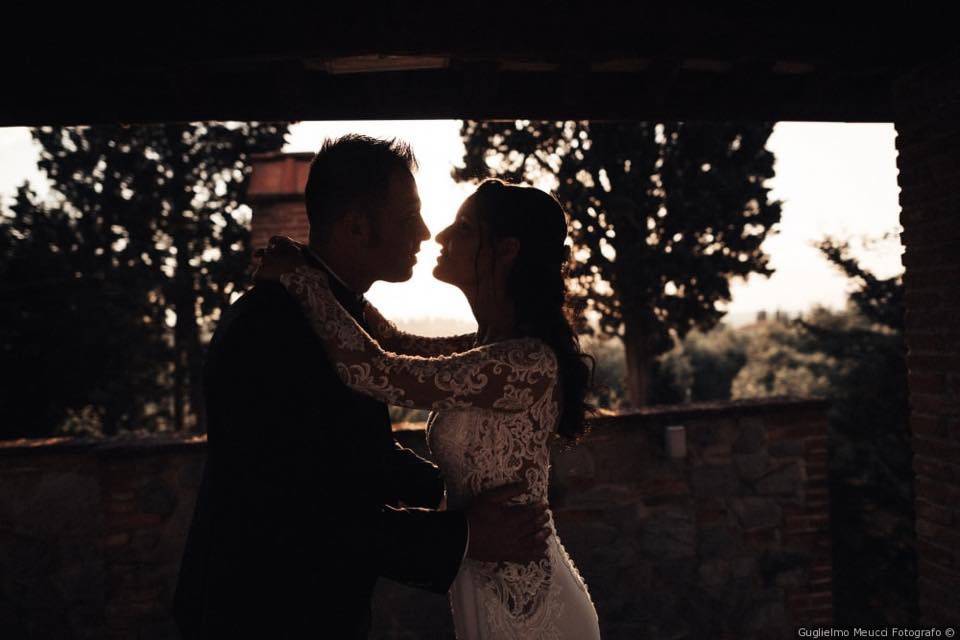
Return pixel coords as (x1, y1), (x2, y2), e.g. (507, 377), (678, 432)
(247, 151), (313, 251)
(0, 398), (832, 639)
(893, 53), (960, 625)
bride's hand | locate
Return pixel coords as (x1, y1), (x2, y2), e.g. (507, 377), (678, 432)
(254, 236), (306, 282)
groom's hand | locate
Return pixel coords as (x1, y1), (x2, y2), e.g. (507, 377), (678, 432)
(464, 483), (550, 564)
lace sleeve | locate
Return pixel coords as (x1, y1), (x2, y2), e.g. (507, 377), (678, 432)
(279, 266), (557, 412)
(363, 302), (477, 356)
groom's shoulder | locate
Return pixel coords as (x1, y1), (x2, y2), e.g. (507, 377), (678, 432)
(235, 280), (294, 308)
(216, 282), (306, 337)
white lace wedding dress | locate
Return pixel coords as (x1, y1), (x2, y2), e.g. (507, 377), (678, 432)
(280, 265), (601, 640)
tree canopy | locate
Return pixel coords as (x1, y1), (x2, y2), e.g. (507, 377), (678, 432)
(0, 122), (287, 438)
(455, 120), (781, 404)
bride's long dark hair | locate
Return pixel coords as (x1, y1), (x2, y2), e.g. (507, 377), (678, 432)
(470, 178), (594, 442)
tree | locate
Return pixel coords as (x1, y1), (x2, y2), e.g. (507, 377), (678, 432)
(0, 122), (287, 438)
(728, 235), (914, 625)
(801, 238), (913, 625)
(729, 308), (844, 400)
(814, 235), (903, 332)
(654, 324), (749, 404)
(455, 120), (781, 405)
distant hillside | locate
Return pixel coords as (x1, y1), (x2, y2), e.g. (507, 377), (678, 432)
(394, 316), (478, 337)
(394, 310), (804, 335)
(724, 309), (811, 327)
(724, 311), (761, 327)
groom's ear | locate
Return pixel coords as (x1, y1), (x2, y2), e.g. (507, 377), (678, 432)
(343, 209), (372, 244)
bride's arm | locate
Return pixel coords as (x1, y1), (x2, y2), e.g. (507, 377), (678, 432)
(279, 266), (556, 412)
(256, 236), (475, 356)
(362, 302), (477, 356)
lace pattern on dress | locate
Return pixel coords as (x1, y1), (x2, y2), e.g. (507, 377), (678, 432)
(428, 389), (569, 637)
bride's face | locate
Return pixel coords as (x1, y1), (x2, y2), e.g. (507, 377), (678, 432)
(433, 199), (491, 292)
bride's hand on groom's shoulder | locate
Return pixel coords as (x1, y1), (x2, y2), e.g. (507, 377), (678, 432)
(253, 236), (307, 282)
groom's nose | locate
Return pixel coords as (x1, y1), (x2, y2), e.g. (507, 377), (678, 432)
(415, 215), (430, 242)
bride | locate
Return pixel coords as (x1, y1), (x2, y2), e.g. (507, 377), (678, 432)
(261, 178), (601, 639)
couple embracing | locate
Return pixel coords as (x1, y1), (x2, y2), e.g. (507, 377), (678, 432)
(173, 134), (601, 639)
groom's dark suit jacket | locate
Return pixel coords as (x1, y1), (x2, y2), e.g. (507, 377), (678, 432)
(173, 267), (468, 639)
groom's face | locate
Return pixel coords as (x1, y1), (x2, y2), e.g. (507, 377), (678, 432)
(363, 168), (430, 282)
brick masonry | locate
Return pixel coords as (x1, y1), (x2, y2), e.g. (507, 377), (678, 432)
(893, 53), (960, 626)
(0, 398), (832, 639)
(247, 151), (314, 251)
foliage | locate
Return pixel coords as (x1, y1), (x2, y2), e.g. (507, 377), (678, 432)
(802, 238), (913, 626)
(729, 308), (850, 400)
(455, 120), (780, 405)
(654, 323), (749, 404)
(644, 233), (915, 625)
(0, 122), (288, 438)
(581, 336), (629, 411)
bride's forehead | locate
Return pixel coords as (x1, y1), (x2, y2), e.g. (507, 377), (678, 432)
(456, 199), (480, 220)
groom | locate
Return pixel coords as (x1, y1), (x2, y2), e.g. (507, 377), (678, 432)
(173, 135), (549, 639)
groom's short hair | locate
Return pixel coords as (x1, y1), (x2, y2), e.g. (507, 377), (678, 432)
(304, 134), (418, 238)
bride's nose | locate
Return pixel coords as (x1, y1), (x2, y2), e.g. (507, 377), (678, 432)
(435, 224), (451, 245)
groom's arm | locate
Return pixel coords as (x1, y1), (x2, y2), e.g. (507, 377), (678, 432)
(239, 285), (468, 591)
(382, 441), (445, 509)
(369, 483), (551, 592)
(373, 506), (468, 592)
(234, 285), (540, 591)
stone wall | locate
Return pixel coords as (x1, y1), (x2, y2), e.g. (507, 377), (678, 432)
(0, 398), (831, 639)
(0, 437), (204, 640)
(893, 53), (960, 626)
(376, 398), (833, 638)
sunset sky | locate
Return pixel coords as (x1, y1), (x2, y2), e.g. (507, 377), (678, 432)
(0, 121), (903, 328)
